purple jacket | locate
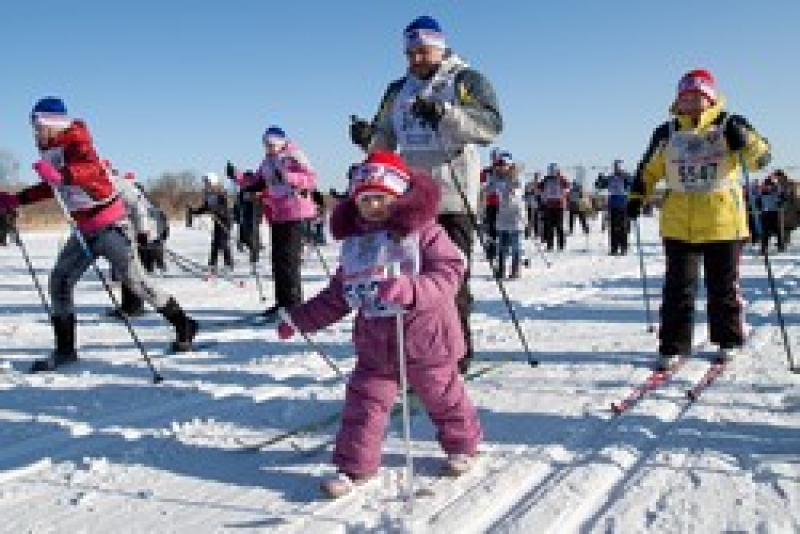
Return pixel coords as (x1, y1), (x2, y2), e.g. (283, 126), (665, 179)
(255, 141), (318, 223)
(289, 169), (467, 367)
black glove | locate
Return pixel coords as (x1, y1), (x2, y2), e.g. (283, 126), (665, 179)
(349, 116), (373, 150)
(724, 118), (750, 152)
(225, 161), (236, 180)
(626, 198), (642, 220)
(410, 96), (445, 128)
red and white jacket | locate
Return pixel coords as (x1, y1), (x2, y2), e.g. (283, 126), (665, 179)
(17, 120), (125, 234)
(538, 173), (570, 209)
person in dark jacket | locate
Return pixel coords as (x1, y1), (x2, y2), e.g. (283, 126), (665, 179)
(596, 159), (633, 255)
(539, 163), (570, 251)
(227, 166), (263, 264)
(191, 172), (234, 272)
(757, 176), (786, 254)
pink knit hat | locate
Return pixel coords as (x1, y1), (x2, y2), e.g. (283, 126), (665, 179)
(677, 69), (717, 104)
(349, 151), (411, 200)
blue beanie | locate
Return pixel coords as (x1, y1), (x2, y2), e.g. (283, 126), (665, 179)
(30, 96), (71, 128)
(404, 16), (446, 50)
(498, 152), (513, 165)
(262, 126), (287, 143)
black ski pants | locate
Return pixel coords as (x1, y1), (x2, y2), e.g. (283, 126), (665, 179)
(271, 220), (304, 308)
(609, 208), (629, 254)
(483, 204), (498, 261)
(209, 226), (233, 268)
(659, 239), (745, 355)
(542, 206), (565, 250)
(760, 211), (785, 253)
(569, 206), (589, 235)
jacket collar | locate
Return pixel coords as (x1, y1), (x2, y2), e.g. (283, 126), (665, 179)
(670, 96), (727, 131)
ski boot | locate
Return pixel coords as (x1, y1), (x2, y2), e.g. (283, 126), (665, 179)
(158, 298), (198, 352)
(442, 453), (476, 477)
(320, 471), (374, 499)
(30, 315), (78, 373)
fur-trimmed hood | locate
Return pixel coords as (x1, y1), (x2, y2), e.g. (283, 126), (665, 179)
(329, 167), (441, 240)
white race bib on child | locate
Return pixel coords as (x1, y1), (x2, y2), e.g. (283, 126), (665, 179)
(340, 231), (421, 317)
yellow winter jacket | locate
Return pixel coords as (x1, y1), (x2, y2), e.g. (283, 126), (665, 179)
(634, 98), (770, 243)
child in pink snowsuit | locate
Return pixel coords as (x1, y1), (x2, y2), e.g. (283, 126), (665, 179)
(277, 151), (482, 497)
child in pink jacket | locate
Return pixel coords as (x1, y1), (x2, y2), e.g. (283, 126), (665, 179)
(242, 126), (317, 320)
(277, 151), (482, 498)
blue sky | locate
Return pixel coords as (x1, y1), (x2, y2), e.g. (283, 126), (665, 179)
(2, 2), (799, 190)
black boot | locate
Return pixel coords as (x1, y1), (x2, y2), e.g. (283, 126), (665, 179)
(30, 315), (78, 373)
(458, 352), (473, 375)
(509, 258), (521, 279)
(107, 285), (147, 319)
(158, 298), (198, 352)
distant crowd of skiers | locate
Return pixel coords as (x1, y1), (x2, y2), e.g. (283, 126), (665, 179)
(478, 153), (637, 265)
(477, 152), (794, 268)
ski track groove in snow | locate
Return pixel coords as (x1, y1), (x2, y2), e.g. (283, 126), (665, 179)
(484, 260), (799, 533)
(231, 244), (655, 532)
(2, 224), (799, 532)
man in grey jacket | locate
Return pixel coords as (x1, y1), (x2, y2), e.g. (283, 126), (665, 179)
(350, 15), (502, 373)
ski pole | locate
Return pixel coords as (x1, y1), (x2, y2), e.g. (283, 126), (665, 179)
(528, 230), (552, 268)
(11, 225), (52, 316)
(164, 248), (217, 280)
(251, 262), (267, 302)
(276, 308), (344, 379)
(164, 247), (245, 288)
(633, 218), (655, 333)
(248, 199), (267, 302)
(305, 230), (332, 278)
(433, 132), (538, 367)
(388, 262), (414, 508)
(50, 190), (163, 384)
(740, 155), (796, 372)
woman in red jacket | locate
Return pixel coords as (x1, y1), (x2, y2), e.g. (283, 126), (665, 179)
(0, 97), (197, 372)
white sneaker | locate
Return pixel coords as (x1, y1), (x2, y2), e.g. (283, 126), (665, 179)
(442, 453), (476, 477)
(319, 472), (371, 499)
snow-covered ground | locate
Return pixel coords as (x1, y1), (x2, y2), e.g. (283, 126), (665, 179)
(0, 216), (798, 533)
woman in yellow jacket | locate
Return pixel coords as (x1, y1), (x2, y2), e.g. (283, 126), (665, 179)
(627, 69), (771, 370)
